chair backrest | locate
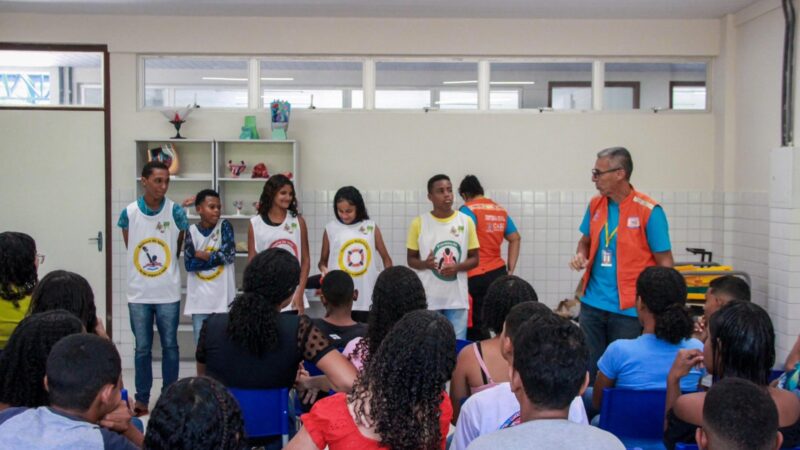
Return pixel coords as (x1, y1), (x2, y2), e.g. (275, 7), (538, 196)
(599, 388), (667, 441)
(228, 387), (290, 443)
(675, 444), (698, 450)
(456, 338), (472, 356)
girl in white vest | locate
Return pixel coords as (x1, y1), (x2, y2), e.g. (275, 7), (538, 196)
(248, 174), (310, 313)
(318, 186), (393, 323)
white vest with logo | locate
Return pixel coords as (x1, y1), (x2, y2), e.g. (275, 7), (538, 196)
(415, 212), (471, 310)
(325, 219), (380, 312)
(184, 222), (236, 315)
(126, 199), (181, 304)
(250, 214), (309, 309)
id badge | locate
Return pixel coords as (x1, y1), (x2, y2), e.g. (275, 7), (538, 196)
(601, 249), (613, 267)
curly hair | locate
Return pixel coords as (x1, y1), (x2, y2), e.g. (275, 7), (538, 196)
(227, 248), (300, 356)
(636, 266), (692, 344)
(257, 174), (298, 219)
(0, 231), (37, 304)
(708, 300), (774, 386)
(352, 266), (427, 366)
(0, 310), (83, 407)
(144, 376), (244, 450)
(350, 310), (455, 450)
(333, 186), (369, 223)
(28, 270), (98, 334)
(457, 175), (484, 198)
(481, 275), (538, 335)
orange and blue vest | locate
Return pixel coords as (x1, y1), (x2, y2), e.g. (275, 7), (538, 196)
(462, 198), (513, 277)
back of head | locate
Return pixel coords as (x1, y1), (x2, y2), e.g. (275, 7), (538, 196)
(482, 275), (538, 335)
(333, 186), (369, 222)
(144, 376), (244, 450)
(636, 266), (692, 344)
(708, 275), (751, 302)
(503, 301), (553, 342)
(354, 310), (455, 450)
(227, 248), (300, 356)
(427, 174), (450, 193)
(29, 270), (97, 334)
(46, 333), (120, 411)
(0, 310), (83, 407)
(703, 378), (779, 450)
(709, 300), (774, 385)
(596, 146), (633, 180)
(0, 231), (37, 301)
(513, 317), (589, 410)
(321, 270), (354, 308)
(458, 175), (484, 198)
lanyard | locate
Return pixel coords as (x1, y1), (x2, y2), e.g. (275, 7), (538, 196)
(604, 222), (618, 248)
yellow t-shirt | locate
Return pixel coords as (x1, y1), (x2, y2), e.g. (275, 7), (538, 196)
(0, 294), (32, 350)
(406, 212), (480, 251)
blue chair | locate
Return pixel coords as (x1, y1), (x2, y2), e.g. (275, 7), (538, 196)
(228, 387), (290, 446)
(456, 338), (472, 356)
(599, 388), (667, 449)
(674, 444), (698, 450)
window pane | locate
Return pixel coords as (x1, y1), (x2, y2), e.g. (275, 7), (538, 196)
(605, 62), (707, 110)
(259, 60), (362, 109)
(492, 62), (592, 110)
(604, 86), (636, 110)
(143, 57), (249, 108)
(672, 85), (706, 110)
(376, 61), (477, 109)
(0, 50), (103, 107)
(552, 87), (591, 110)
(489, 90), (521, 110)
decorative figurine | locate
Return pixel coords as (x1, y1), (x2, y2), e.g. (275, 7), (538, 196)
(251, 163), (269, 178)
(240, 115), (260, 140)
(148, 143), (180, 175)
(233, 200), (244, 216)
(228, 160), (247, 178)
(160, 104), (197, 139)
(270, 100), (291, 140)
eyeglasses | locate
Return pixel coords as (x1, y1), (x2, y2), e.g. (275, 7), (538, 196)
(36, 253), (45, 265)
(591, 167), (622, 178)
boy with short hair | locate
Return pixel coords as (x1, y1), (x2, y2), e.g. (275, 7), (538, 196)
(312, 270), (367, 350)
(694, 275), (750, 341)
(118, 160), (188, 416)
(183, 189), (236, 343)
(0, 334), (143, 449)
(407, 174), (479, 339)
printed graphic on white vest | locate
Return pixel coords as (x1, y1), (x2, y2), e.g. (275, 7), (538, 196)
(134, 237), (172, 277)
(433, 240), (462, 282)
(269, 238), (299, 258)
(338, 238), (372, 277)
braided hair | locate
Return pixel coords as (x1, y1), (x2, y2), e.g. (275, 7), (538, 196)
(144, 376), (244, 450)
(350, 310), (455, 450)
(0, 231), (37, 304)
(227, 248), (300, 356)
(636, 266), (693, 344)
(0, 310), (83, 407)
(28, 270), (98, 334)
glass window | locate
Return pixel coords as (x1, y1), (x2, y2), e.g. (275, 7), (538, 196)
(142, 57), (249, 108)
(0, 50), (103, 107)
(259, 60), (362, 109)
(605, 62), (707, 110)
(492, 62), (592, 110)
(671, 82), (707, 110)
(375, 61), (477, 110)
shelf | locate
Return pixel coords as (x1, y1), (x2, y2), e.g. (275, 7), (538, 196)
(217, 139), (296, 144)
(218, 177), (270, 182)
(132, 176), (212, 182)
(137, 138), (213, 143)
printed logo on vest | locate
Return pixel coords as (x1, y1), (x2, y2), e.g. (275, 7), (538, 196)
(450, 225), (464, 238)
(133, 237), (171, 277)
(283, 222), (298, 234)
(338, 238), (372, 277)
(359, 224), (374, 235)
(269, 238), (299, 258)
(155, 221), (171, 234)
(432, 240), (462, 282)
(196, 265), (224, 281)
(627, 217), (640, 229)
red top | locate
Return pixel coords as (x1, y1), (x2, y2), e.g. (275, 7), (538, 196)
(301, 392), (453, 449)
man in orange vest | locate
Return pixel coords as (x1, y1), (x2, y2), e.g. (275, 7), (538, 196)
(569, 147), (673, 380)
(459, 175), (522, 341)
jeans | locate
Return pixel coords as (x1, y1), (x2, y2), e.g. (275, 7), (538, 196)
(191, 313), (210, 344)
(579, 301), (642, 383)
(129, 301), (180, 405)
(438, 308), (468, 340)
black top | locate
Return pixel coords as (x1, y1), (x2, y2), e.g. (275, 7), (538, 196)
(664, 408), (800, 449)
(312, 318), (367, 351)
(196, 313), (335, 389)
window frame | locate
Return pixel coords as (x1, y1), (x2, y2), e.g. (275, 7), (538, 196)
(547, 81), (641, 110)
(669, 81), (707, 110)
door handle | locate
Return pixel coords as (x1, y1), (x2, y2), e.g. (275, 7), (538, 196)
(89, 231), (103, 252)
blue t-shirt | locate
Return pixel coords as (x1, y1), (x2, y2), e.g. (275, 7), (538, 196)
(117, 196), (189, 231)
(579, 201), (671, 316)
(598, 334), (703, 392)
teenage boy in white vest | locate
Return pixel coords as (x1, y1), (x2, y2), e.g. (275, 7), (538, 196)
(117, 160), (188, 417)
(183, 189), (235, 344)
(407, 174), (479, 340)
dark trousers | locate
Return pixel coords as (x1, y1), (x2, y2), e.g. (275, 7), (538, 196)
(467, 266), (508, 341)
(580, 301), (642, 383)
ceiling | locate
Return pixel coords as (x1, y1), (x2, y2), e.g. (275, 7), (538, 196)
(0, 0), (762, 19)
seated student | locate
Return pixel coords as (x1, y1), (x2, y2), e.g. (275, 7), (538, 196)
(665, 301), (800, 449)
(450, 275), (538, 423)
(312, 270), (367, 351)
(287, 310), (455, 450)
(0, 231), (39, 350)
(592, 266), (703, 412)
(697, 377), (782, 450)
(693, 275), (750, 341)
(467, 318), (624, 450)
(342, 266), (427, 371)
(196, 248), (356, 392)
(0, 333), (142, 449)
(28, 270), (107, 338)
(144, 376), (244, 450)
(453, 302), (588, 450)
(0, 310), (84, 410)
